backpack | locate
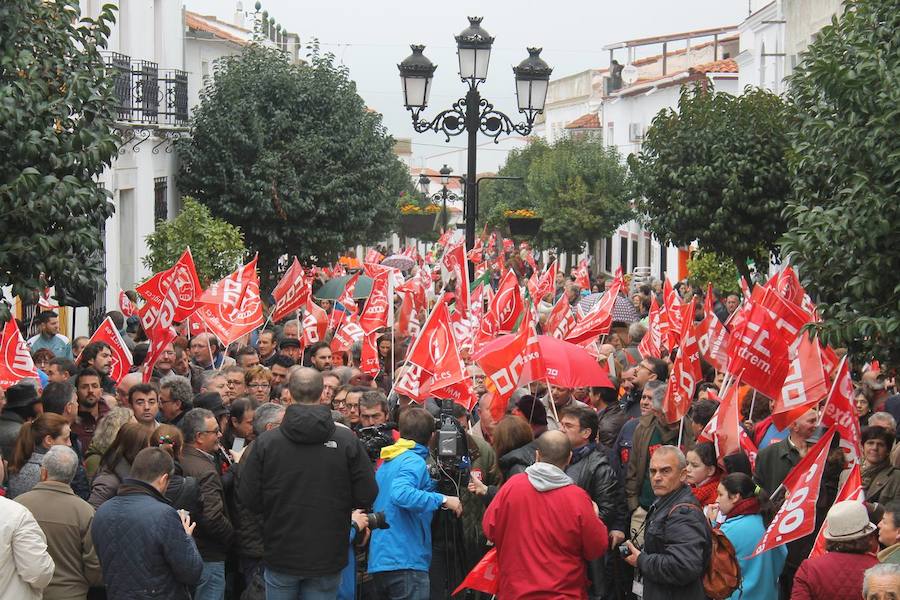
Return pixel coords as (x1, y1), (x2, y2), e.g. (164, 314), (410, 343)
(667, 503), (742, 600)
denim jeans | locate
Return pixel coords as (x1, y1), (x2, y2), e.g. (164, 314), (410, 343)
(195, 561), (226, 600)
(264, 567), (341, 600)
(372, 569), (430, 600)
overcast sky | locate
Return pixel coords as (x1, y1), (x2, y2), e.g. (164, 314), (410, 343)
(184, 0), (748, 163)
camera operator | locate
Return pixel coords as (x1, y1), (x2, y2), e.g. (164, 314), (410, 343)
(368, 407), (462, 600)
(357, 391), (399, 465)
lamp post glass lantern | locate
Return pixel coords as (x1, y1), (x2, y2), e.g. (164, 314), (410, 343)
(399, 17), (551, 253)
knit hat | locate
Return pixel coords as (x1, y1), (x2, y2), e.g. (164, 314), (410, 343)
(822, 501), (877, 541)
(4, 383), (40, 409)
(516, 394), (547, 426)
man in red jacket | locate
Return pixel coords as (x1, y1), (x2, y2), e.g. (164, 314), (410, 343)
(483, 430), (609, 599)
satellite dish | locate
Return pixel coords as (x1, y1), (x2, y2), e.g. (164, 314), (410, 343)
(621, 64), (639, 85)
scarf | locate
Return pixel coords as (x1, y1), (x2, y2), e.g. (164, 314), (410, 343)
(691, 474), (721, 506)
(726, 497), (761, 519)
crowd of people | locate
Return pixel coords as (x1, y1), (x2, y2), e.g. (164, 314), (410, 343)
(1, 260), (900, 600)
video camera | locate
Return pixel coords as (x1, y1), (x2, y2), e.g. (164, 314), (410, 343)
(357, 423), (397, 462)
(429, 399), (471, 496)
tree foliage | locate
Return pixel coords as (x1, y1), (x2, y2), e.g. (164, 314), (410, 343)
(629, 85), (791, 285)
(686, 249), (740, 295)
(143, 197), (246, 286)
(178, 44), (407, 288)
(781, 0), (900, 365)
(0, 0), (119, 313)
(479, 136), (632, 253)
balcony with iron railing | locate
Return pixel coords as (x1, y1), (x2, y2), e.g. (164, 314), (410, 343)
(102, 52), (188, 127)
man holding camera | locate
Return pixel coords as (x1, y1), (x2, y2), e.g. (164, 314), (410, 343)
(368, 407), (462, 600)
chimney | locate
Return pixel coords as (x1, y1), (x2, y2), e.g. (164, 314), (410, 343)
(233, 1), (244, 27)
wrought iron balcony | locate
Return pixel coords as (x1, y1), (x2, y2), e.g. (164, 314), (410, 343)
(102, 52), (188, 127)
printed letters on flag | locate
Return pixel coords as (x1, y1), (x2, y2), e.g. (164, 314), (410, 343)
(696, 283), (731, 371)
(84, 317), (134, 384)
(662, 278), (683, 352)
(195, 257), (264, 347)
(573, 260), (590, 291)
(662, 300), (702, 424)
(771, 333), (829, 429)
(727, 302), (791, 400)
(476, 270), (524, 346)
(0, 319), (38, 388)
(136, 248), (202, 323)
(272, 257), (310, 322)
(638, 296), (663, 359)
(698, 376), (742, 461)
(545, 294), (576, 340)
(337, 272), (361, 317)
(565, 279), (622, 346)
(535, 260), (558, 301)
(365, 248), (384, 264)
(302, 297), (328, 345)
(394, 299), (466, 401)
(358, 271), (391, 335)
(331, 314), (364, 354)
(751, 427), (837, 557)
(819, 356), (862, 466)
(119, 290), (137, 318)
(809, 463), (863, 559)
(360, 331), (380, 377)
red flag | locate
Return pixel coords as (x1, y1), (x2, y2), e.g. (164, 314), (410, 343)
(360, 331), (380, 377)
(476, 270), (525, 347)
(820, 356), (862, 466)
(663, 278), (683, 351)
(358, 271), (391, 335)
(639, 296), (663, 359)
(573, 260), (590, 290)
(119, 290), (137, 318)
(37, 287), (59, 311)
(194, 257), (264, 347)
(545, 294), (576, 340)
(564, 279), (622, 346)
(136, 248), (202, 323)
(331, 314), (364, 354)
(809, 463), (864, 559)
(441, 242), (470, 318)
(662, 300), (702, 424)
(302, 297), (328, 345)
(139, 303), (177, 383)
(535, 260), (558, 302)
(337, 272), (361, 317)
(771, 333), (830, 429)
(0, 319), (38, 388)
(272, 258), (310, 323)
(453, 547), (499, 596)
(727, 302), (791, 400)
(467, 237), (484, 264)
(775, 266), (806, 307)
(751, 428), (837, 557)
(698, 376), (743, 461)
(394, 299), (466, 401)
(365, 248), (384, 264)
(396, 292), (417, 338)
(750, 285), (811, 343)
(474, 310), (545, 421)
(696, 283), (732, 371)
(84, 317), (133, 384)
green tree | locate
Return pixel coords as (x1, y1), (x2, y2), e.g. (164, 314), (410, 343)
(143, 197), (246, 286)
(686, 249), (741, 295)
(478, 139), (550, 230)
(781, 0), (900, 365)
(629, 85), (792, 286)
(0, 1), (119, 313)
(529, 136), (633, 254)
(178, 44), (406, 288)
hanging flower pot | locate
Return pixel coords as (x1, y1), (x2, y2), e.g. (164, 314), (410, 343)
(505, 209), (543, 237)
(400, 205), (439, 236)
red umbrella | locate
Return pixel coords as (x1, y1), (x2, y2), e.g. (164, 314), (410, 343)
(476, 334), (614, 389)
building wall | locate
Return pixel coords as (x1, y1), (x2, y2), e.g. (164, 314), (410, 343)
(184, 35), (244, 116)
(783, 0), (843, 74)
(737, 1), (785, 93)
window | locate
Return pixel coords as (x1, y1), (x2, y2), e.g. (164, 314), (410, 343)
(607, 122), (615, 148)
(659, 242), (668, 281)
(604, 238), (612, 272)
(154, 176), (168, 223)
(619, 236), (628, 274)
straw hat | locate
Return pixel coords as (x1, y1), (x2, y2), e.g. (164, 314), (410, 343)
(822, 501), (877, 541)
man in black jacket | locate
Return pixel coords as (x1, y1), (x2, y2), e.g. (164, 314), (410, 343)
(622, 445), (710, 600)
(238, 367), (377, 598)
(560, 405), (626, 600)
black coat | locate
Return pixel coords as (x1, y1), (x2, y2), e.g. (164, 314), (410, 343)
(228, 444), (264, 560)
(566, 444), (623, 530)
(636, 484), (711, 600)
(498, 441), (537, 481)
(237, 403), (377, 577)
(92, 479), (203, 599)
(597, 402), (628, 448)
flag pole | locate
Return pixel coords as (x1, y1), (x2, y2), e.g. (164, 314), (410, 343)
(389, 274), (395, 393)
(677, 416), (685, 448)
(544, 376), (561, 427)
(748, 389), (758, 422)
(817, 355), (847, 427)
(387, 292), (444, 406)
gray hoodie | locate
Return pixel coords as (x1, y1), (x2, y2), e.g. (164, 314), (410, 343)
(525, 461), (573, 492)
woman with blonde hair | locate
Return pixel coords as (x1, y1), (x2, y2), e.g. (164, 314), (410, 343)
(7, 413), (72, 498)
(245, 365), (273, 404)
(83, 407), (135, 477)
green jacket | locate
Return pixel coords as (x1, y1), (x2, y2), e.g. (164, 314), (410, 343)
(625, 413), (694, 512)
(863, 462), (900, 506)
(755, 435), (801, 496)
(878, 543), (900, 564)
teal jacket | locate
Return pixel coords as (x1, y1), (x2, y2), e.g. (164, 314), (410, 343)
(368, 442), (443, 574)
(720, 513), (786, 600)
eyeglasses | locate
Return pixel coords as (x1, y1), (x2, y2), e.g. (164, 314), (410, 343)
(248, 383), (270, 389)
(226, 379), (244, 387)
(200, 428), (221, 435)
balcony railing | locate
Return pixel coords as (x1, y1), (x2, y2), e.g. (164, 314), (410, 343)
(103, 52), (188, 126)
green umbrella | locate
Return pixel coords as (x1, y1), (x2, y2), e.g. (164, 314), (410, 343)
(313, 274), (373, 300)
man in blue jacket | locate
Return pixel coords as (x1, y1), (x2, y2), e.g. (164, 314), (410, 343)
(92, 447), (203, 600)
(368, 407), (463, 600)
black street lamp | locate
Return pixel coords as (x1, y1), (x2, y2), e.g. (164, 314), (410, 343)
(398, 17), (551, 252)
